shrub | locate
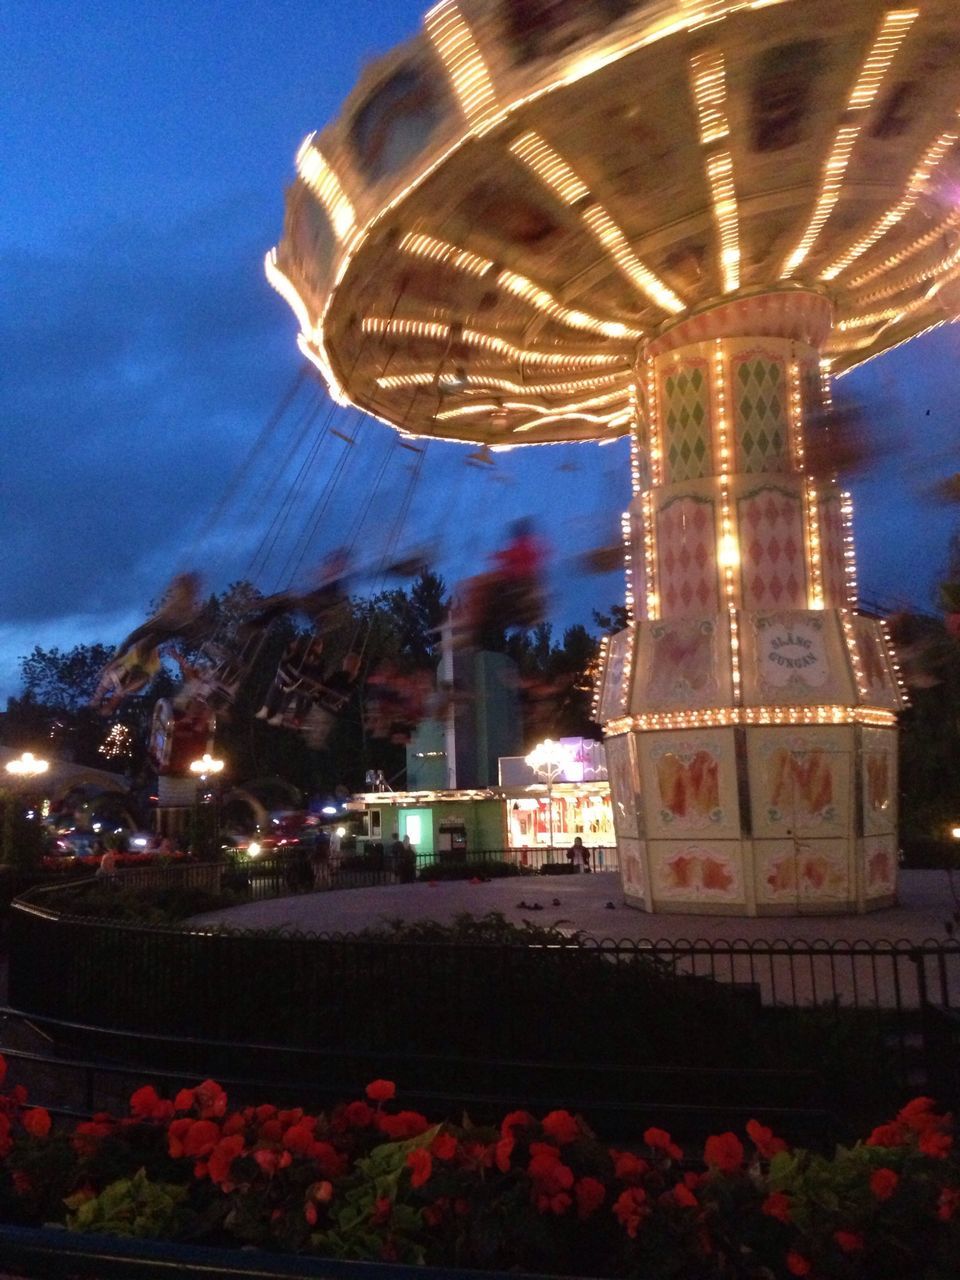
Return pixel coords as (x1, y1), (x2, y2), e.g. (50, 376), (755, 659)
(0, 1061), (957, 1278)
(416, 861), (525, 881)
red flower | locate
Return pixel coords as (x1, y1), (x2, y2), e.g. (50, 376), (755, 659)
(918, 1130), (953, 1159)
(304, 1201), (318, 1226)
(542, 1110), (580, 1146)
(746, 1119), (787, 1159)
(574, 1175), (606, 1219)
(500, 1109), (535, 1138)
(612, 1150), (648, 1180)
(937, 1187), (960, 1221)
(72, 1119), (113, 1158)
(407, 1148), (433, 1188)
(194, 1080), (227, 1119)
(897, 1096), (937, 1123)
(431, 1132), (458, 1161)
(866, 1121), (907, 1147)
(207, 1134), (245, 1188)
(129, 1086), (173, 1121)
(870, 1167), (899, 1200)
(528, 1149), (574, 1215)
(344, 1100), (375, 1128)
(183, 1119), (221, 1159)
(173, 1087), (195, 1112)
(283, 1120), (316, 1155)
(22, 1108), (51, 1139)
(378, 1110), (430, 1140)
(311, 1179), (334, 1204)
(644, 1127), (682, 1161)
(671, 1182), (698, 1209)
(371, 1196), (392, 1226)
(254, 1148), (284, 1175)
(834, 1229), (864, 1254)
(786, 1251), (811, 1276)
(366, 1079), (396, 1103)
(762, 1191), (792, 1224)
(612, 1186), (649, 1238)
(703, 1132), (744, 1173)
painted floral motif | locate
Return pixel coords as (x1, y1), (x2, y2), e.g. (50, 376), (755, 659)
(767, 748), (834, 824)
(765, 849), (847, 898)
(661, 849), (736, 896)
(656, 750), (721, 826)
(867, 846), (894, 891)
(646, 619), (717, 703)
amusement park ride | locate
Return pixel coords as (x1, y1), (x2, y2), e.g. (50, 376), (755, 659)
(260, 0), (960, 915)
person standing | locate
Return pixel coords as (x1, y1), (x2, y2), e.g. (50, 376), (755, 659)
(400, 833), (417, 884)
(567, 836), (586, 873)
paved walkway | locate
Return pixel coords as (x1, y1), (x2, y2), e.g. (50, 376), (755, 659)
(192, 869), (959, 944)
(190, 870), (960, 1010)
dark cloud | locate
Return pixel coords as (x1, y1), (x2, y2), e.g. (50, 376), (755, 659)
(0, 194), (301, 631)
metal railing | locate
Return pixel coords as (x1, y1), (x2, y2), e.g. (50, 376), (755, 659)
(7, 875), (960, 1135)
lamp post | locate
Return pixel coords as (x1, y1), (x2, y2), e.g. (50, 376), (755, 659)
(5, 752), (49, 782)
(189, 754), (224, 859)
(3, 751), (50, 866)
(524, 739), (569, 856)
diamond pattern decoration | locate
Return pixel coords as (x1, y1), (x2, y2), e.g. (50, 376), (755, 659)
(657, 495), (719, 617)
(734, 356), (788, 474)
(819, 493), (847, 606)
(737, 487), (806, 610)
(662, 361), (711, 484)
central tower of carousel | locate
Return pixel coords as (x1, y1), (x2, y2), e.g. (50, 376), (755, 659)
(268, 0), (960, 914)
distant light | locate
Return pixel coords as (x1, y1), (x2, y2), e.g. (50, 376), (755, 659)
(131, 837), (149, 848)
(248, 841), (261, 857)
(335, 827), (346, 838)
(951, 826), (960, 841)
(5, 751), (49, 778)
(321, 805), (338, 816)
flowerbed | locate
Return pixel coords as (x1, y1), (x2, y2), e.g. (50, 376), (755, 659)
(0, 1058), (956, 1279)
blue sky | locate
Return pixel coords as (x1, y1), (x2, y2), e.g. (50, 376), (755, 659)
(1, 1), (957, 702)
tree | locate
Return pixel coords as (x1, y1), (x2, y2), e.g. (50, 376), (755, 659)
(19, 644), (115, 712)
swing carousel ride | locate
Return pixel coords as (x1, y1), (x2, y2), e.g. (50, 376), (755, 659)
(263, 0), (960, 914)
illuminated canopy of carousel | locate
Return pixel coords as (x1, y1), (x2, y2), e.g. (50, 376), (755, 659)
(269, 0), (960, 913)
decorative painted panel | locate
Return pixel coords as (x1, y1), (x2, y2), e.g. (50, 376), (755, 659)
(640, 727), (741, 839)
(852, 618), (902, 710)
(618, 836), (648, 909)
(641, 616), (721, 710)
(660, 362), (712, 483)
(738, 485), (806, 611)
(349, 64), (449, 183)
(861, 726), (898, 836)
(649, 840), (744, 905)
(861, 834), (898, 900)
(599, 628), (635, 723)
(754, 838), (851, 907)
(747, 725), (853, 839)
(656, 495), (720, 617)
(732, 353), (789, 473)
(604, 733), (642, 839)
(818, 491), (847, 607)
(741, 611), (857, 706)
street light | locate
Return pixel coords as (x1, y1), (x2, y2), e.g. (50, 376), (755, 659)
(5, 752), (49, 779)
(189, 755), (225, 859)
(525, 738), (570, 854)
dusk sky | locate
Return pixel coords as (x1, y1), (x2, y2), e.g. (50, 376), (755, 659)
(2, 1), (958, 704)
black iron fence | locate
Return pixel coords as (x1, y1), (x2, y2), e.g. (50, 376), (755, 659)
(6, 874), (960, 1141)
